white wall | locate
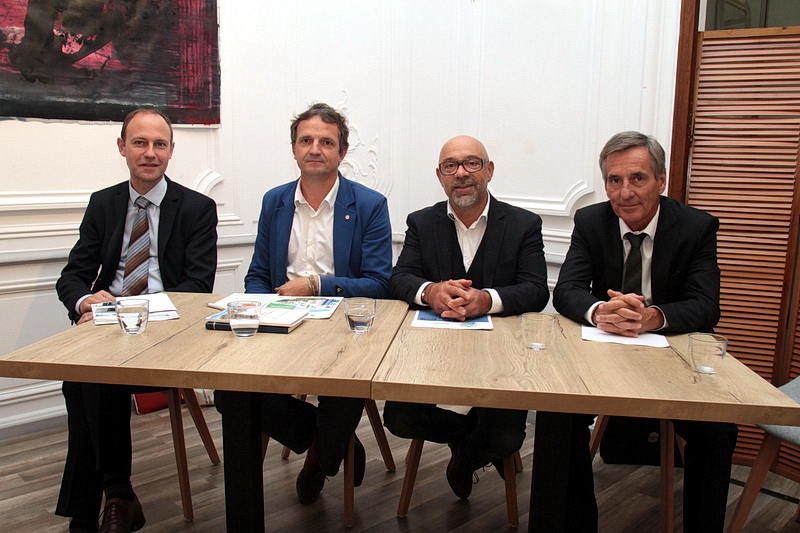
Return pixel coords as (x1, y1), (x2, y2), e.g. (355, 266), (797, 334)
(0, 0), (681, 437)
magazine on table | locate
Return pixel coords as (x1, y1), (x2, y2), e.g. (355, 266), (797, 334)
(205, 306), (308, 334)
(207, 293), (342, 319)
(92, 293), (180, 325)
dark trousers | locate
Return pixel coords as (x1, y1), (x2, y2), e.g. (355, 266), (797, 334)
(383, 401), (528, 472)
(56, 381), (161, 520)
(215, 391), (364, 477)
(531, 411), (738, 533)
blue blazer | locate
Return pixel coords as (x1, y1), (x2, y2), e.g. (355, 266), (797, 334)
(244, 174), (392, 298)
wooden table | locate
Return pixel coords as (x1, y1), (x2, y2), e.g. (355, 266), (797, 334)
(0, 293), (410, 532)
(372, 312), (800, 532)
(4, 302), (800, 531)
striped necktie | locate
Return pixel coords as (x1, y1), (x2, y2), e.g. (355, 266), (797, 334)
(122, 196), (152, 296)
(621, 232), (647, 295)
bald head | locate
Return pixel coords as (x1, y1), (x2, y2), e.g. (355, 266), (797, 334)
(438, 135), (489, 162)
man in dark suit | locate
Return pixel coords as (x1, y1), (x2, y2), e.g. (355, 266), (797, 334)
(384, 135), (549, 500)
(216, 103), (392, 505)
(55, 108), (218, 533)
(531, 131), (737, 533)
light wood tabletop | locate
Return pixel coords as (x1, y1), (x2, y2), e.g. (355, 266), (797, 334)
(0, 293), (409, 399)
(371, 312), (800, 426)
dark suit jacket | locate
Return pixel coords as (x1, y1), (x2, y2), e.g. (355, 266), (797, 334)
(390, 196), (549, 315)
(244, 174), (392, 298)
(553, 196), (720, 333)
(57, 177), (218, 322)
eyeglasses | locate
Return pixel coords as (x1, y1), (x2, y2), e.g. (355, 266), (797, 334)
(438, 157), (490, 175)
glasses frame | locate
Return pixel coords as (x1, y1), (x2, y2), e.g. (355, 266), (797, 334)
(438, 157), (490, 175)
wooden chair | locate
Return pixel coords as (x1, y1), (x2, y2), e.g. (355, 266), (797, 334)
(165, 388), (221, 521)
(590, 416), (684, 533)
(397, 439), (523, 527)
(261, 397), (396, 527)
(727, 376), (800, 533)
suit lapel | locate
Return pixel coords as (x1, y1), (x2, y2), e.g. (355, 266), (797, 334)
(271, 184), (296, 286)
(480, 198), (505, 288)
(433, 203), (456, 281)
(651, 197), (678, 302)
(603, 204), (625, 290)
(157, 177), (178, 261)
(333, 176), (356, 276)
(108, 183), (130, 267)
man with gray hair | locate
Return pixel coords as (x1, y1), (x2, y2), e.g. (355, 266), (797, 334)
(531, 131), (737, 532)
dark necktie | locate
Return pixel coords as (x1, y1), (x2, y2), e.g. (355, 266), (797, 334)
(122, 196), (152, 296)
(621, 232), (647, 295)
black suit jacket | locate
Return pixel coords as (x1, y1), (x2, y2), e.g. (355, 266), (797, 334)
(553, 196), (720, 333)
(57, 177), (218, 322)
(390, 196), (549, 315)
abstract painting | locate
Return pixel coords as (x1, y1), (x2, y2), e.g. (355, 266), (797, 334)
(0, 0), (220, 124)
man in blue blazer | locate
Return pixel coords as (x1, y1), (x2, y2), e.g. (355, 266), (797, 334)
(217, 103), (392, 505)
(531, 131), (737, 533)
(55, 108), (217, 533)
(385, 135), (549, 500)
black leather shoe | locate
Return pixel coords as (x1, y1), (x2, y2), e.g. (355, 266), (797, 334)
(353, 435), (366, 487)
(446, 443), (473, 500)
(296, 457), (327, 504)
(99, 495), (145, 533)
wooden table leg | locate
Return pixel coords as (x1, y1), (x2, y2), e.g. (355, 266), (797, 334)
(220, 390), (265, 532)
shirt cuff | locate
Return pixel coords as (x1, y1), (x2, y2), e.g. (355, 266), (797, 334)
(414, 282), (433, 307)
(484, 288), (503, 314)
(649, 305), (668, 331)
(76, 294), (92, 315)
(585, 301), (602, 326)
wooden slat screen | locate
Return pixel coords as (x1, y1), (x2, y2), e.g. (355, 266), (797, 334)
(684, 29), (800, 478)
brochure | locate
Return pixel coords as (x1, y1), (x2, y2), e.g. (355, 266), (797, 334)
(410, 309), (494, 330)
(208, 293), (342, 319)
(92, 293), (180, 325)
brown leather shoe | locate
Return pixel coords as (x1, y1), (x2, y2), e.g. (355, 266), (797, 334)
(99, 495), (145, 533)
(446, 443), (473, 500)
(296, 458), (327, 504)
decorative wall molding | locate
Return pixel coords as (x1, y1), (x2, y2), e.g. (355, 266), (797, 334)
(192, 168), (224, 197)
(0, 276), (59, 295)
(495, 179), (593, 218)
(0, 190), (93, 212)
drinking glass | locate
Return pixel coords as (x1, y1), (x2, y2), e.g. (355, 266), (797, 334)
(116, 298), (149, 335)
(344, 298), (376, 333)
(227, 300), (261, 338)
(521, 313), (555, 351)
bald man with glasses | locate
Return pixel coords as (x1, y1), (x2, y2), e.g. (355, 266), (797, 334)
(384, 135), (549, 500)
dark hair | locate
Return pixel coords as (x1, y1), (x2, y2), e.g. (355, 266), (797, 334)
(290, 103), (349, 155)
(120, 108), (173, 143)
(599, 131), (666, 181)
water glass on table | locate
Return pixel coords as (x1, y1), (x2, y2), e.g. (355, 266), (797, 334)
(116, 298), (149, 335)
(227, 300), (261, 338)
(521, 313), (555, 351)
(344, 297), (376, 333)
(688, 333), (728, 375)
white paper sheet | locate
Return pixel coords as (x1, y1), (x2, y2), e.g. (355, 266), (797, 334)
(581, 325), (670, 347)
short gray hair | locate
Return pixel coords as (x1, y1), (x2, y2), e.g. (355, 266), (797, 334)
(599, 131), (666, 181)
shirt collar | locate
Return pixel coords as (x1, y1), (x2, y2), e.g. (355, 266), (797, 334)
(128, 177), (167, 207)
(447, 195), (491, 230)
(294, 175), (340, 210)
(618, 204), (660, 239)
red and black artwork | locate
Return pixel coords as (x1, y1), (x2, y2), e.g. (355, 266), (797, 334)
(0, 0), (219, 124)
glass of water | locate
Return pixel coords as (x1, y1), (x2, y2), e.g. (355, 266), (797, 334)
(344, 297), (376, 333)
(227, 300), (261, 337)
(116, 298), (150, 335)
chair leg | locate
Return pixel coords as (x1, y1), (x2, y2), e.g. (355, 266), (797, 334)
(281, 394), (309, 459)
(364, 399), (396, 471)
(513, 450), (523, 473)
(397, 439), (424, 517)
(343, 435), (355, 527)
(727, 433), (782, 533)
(261, 434), (270, 462)
(180, 389), (220, 464)
(167, 389), (194, 521)
(502, 454), (519, 527)
(659, 420), (675, 533)
(589, 415), (610, 459)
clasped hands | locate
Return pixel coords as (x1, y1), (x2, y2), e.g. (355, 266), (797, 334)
(592, 289), (664, 337)
(423, 279), (491, 321)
